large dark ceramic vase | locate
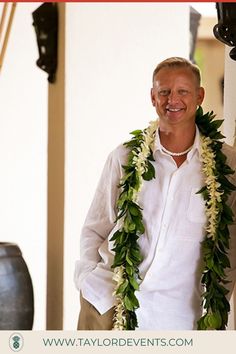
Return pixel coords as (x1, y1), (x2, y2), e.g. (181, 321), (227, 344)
(0, 242), (34, 329)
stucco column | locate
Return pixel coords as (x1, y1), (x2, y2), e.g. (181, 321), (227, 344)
(223, 46), (236, 147)
(223, 46), (236, 330)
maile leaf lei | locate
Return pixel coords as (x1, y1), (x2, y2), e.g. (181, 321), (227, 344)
(111, 106), (236, 330)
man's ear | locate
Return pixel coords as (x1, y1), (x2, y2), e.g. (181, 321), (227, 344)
(197, 87), (205, 106)
(150, 88), (156, 106)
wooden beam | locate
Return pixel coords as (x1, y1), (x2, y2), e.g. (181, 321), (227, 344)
(46, 2), (65, 330)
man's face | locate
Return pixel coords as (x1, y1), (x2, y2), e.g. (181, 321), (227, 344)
(151, 67), (204, 128)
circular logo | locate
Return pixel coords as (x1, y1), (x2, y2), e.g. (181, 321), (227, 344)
(9, 333), (24, 352)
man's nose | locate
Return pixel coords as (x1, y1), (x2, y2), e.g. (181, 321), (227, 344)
(168, 91), (180, 104)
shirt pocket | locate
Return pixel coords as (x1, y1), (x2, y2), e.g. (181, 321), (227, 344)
(187, 187), (206, 223)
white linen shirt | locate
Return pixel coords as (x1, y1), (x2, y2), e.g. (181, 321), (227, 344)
(74, 126), (236, 330)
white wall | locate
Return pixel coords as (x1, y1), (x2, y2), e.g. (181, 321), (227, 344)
(0, 3), (47, 329)
(64, 2), (190, 329)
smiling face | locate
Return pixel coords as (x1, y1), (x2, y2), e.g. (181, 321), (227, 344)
(151, 67), (205, 130)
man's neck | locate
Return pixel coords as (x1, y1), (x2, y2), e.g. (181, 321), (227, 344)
(159, 123), (196, 151)
(158, 124), (196, 168)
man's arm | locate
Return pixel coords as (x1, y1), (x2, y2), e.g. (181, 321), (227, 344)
(74, 145), (127, 289)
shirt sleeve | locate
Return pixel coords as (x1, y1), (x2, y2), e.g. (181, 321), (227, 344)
(227, 203), (236, 298)
(74, 145), (127, 290)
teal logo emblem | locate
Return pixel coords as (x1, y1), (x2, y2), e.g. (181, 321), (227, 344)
(9, 333), (24, 352)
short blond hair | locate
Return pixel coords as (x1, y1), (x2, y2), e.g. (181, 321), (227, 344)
(152, 57), (201, 87)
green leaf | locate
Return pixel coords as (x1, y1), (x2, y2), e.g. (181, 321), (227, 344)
(116, 279), (129, 294)
(128, 291), (139, 309)
(148, 151), (155, 161)
(129, 276), (139, 290)
(216, 284), (230, 296)
(126, 264), (134, 276)
(126, 253), (133, 266)
(197, 316), (207, 330)
(203, 314), (211, 328)
(219, 175), (236, 191)
(223, 203), (234, 219)
(197, 185), (209, 200)
(207, 312), (222, 329)
(206, 257), (214, 270)
(142, 161), (155, 181)
(124, 295), (135, 311)
(128, 203), (141, 217)
(209, 131), (225, 140)
(212, 262), (225, 278)
(130, 248), (143, 263)
(111, 245), (127, 267)
(126, 311), (138, 330)
(196, 105), (203, 118)
(196, 185), (207, 194)
(110, 230), (122, 242)
(124, 215), (136, 232)
(130, 129), (143, 136)
(218, 252), (230, 268)
(211, 119), (224, 130)
(132, 216), (145, 234)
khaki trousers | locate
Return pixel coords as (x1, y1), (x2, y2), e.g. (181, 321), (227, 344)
(77, 294), (115, 330)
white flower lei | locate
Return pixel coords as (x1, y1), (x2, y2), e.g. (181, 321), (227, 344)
(112, 120), (158, 330)
(200, 136), (223, 239)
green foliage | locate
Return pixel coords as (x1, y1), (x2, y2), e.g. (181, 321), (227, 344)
(142, 160), (155, 181)
(196, 106), (235, 330)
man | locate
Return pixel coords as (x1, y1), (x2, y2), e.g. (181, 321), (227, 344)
(74, 57), (236, 330)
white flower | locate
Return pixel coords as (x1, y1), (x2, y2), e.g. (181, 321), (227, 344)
(112, 266), (127, 329)
(200, 135), (222, 240)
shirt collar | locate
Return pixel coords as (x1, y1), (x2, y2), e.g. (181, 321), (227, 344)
(153, 125), (201, 160)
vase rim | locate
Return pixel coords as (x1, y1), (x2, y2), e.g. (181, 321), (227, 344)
(0, 243), (21, 257)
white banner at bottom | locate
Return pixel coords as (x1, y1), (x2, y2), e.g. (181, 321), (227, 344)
(0, 330), (235, 354)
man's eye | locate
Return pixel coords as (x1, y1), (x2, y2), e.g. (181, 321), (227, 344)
(159, 90), (169, 96)
(179, 90), (188, 95)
